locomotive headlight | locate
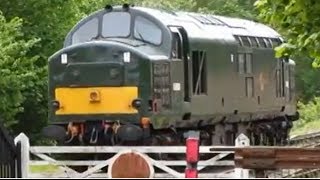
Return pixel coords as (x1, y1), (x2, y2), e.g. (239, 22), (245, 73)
(89, 90), (101, 103)
(132, 98), (142, 109)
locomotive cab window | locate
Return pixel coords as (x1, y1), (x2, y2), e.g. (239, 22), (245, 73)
(134, 16), (162, 45)
(192, 50), (207, 95)
(171, 32), (182, 59)
(72, 18), (99, 44)
(246, 54), (252, 74)
(102, 12), (131, 37)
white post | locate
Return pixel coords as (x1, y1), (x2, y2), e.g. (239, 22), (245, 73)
(234, 133), (250, 178)
(14, 133), (30, 178)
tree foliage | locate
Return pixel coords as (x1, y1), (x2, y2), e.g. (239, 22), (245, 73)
(291, 97), (320, 135)
(0, 12), (39, 127)
(196, 0), (258, 20)
(255, 0), (320, 67)
(295, 56), (320, 102)
(0, 0), (88, 136)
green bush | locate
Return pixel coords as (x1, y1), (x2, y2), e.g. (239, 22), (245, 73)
(0, 12), (40, 128)
(291, 97), (320, 136)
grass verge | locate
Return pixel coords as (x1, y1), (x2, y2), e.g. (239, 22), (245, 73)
(29, 164), (59, 173)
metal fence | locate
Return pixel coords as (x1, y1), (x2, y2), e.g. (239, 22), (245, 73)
(0, 121), (21, 178)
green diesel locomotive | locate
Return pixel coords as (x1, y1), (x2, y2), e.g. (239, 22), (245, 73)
(43, 4), (299, 147)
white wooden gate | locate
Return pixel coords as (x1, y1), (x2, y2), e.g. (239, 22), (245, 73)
(14, 133), (250, 178)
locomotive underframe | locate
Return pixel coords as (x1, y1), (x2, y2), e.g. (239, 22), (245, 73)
(44, 112), (297, 147)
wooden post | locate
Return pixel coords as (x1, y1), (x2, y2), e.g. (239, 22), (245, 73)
(14, 133), (30, 178)
(234, 133), (250, 178)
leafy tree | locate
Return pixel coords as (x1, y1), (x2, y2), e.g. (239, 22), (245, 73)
(0, 0), (88, 136)
(255, 0), (320, 67)
(295, 56), (320, 102)
(133, 0), (196, 11)
(196, 0), (258, 20)
(0, 12), (39, 128)
(291, 97), (320, 135)
(76, 0), (196, 12)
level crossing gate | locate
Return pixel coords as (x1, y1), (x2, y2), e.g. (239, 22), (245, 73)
(14, 133), (251, 178)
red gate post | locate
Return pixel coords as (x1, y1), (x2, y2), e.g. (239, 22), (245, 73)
(185, 131), (200, 178)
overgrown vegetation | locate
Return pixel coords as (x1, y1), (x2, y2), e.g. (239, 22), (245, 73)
(291, 98), (320, 136)
(255, 0), (320, 67)
(0, 13), (40, 127)
(0, 0), (319, 141)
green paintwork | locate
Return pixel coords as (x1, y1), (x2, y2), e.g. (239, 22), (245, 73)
(48, 6), (298, 129)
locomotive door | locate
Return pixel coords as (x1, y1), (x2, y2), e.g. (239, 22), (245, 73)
(169, 26), (190, 102)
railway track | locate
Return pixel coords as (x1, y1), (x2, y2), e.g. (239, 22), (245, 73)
(265, 131), (320, 178)
(289, 131), (320, 147)
(284, 132), (320, 178)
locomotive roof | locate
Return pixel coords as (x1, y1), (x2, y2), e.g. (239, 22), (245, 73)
(133, 7), (281, 39)
(65, 5), (281, 44)
(63, 5), (282, 58)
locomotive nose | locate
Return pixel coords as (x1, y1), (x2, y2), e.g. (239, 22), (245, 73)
(50, 43), (141, 120)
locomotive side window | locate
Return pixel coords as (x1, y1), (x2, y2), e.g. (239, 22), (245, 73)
(171, 32), (182, 59)
(245, 54), (253, 74)
(134, 16), (162, 45)
(192, 51), (207, 95)
(102, 12), (131, 37)
(72, 18), (99, 44)
(238, 53), (253, 74)
(238, 53), (245, 74)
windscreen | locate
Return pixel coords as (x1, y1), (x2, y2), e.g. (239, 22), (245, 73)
(102, 12), (131, 37)
(72, 18), (99, 45)
(134, 16), (162, 45)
